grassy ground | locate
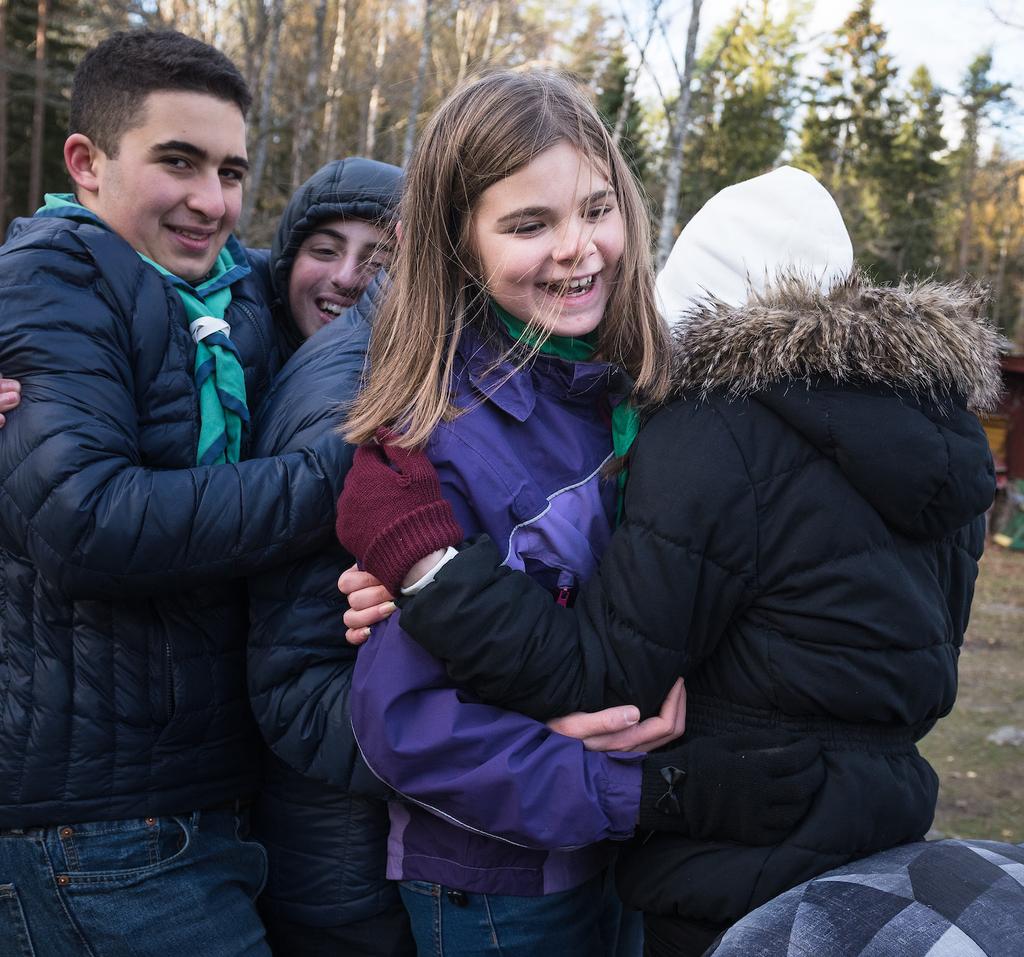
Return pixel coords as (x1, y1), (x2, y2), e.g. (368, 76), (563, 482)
(918, 545), (1024, 841)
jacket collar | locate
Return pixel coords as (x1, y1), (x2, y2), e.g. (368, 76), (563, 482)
(460, 325), (618, 423)
(670, 271), (1004, 413)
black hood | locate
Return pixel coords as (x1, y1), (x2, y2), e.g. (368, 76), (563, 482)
(270, 157), (402, 352)
(669, 273), (1002, 541)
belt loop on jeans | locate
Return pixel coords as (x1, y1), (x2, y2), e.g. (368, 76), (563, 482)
(193, 797), (250, 829)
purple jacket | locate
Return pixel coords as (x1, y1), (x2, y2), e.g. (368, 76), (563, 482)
(350, 326), (644, 896)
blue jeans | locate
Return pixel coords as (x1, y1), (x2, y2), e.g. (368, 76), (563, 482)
(399, 872), (638, 957)
(0, 807), (270, 957)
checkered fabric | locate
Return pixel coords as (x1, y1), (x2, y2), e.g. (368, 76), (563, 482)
(708, 840), (1024, 956)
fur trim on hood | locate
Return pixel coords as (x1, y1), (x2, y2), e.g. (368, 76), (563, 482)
(670, 271), (1006, 414)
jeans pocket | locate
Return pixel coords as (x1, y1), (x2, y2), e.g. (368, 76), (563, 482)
(0, 884), (37, 957)
(56, 816), (190, 884)
(399, 880), (440, 898)
(232, 812), (269, 900)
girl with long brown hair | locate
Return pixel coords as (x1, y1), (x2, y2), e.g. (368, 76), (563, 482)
(337, 71), (822, 956)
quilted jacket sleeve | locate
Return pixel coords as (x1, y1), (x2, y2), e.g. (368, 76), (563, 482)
(246, 293), (375, 792)
(399, 399), (761, 720)
(0, 240), (344, 601)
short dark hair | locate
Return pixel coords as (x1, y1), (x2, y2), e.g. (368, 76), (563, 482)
(70, 30), (252, 157)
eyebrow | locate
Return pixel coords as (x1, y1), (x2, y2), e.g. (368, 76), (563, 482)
(493, 189), (615, 228)
(309, 227), (394, 254)
(151, 140), (250, 171)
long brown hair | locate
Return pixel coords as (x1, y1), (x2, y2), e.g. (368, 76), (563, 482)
(345, 69), (670, 448)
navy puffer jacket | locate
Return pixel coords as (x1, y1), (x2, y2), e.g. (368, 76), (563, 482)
(246, 157), (403, 928)
(0, 216), (345, 828)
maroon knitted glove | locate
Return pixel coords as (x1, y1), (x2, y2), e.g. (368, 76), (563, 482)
(336, 429), (464, 594)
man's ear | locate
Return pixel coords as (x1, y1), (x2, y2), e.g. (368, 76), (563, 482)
(64, 133), (103, 196)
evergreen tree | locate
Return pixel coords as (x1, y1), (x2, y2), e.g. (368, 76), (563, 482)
(795, 0), (900, 269)
(594, 38), (651, 185)
(948, 51), (1012, 274)
(869, 65), (947, 279)
(681, 0), (805, 223)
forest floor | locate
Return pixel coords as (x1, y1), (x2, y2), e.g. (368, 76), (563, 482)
(919, 544), (1024, 842)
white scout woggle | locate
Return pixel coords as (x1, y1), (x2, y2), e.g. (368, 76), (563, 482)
(189, 315), (232, 343)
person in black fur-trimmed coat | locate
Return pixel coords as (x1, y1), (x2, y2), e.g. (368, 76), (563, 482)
(245, 158), (415, 957)
(335, 167), (1002, 956)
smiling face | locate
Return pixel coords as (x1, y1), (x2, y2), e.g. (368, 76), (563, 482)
(71, 90), (248, 283)
(287, 217), (393, 340)
(470, 141), (625, 338)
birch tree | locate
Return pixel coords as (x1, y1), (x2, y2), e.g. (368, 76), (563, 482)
(238, 0), (284, 236)
(655, 0), (702, 268)
(320, 0), (350, 165)
(362, 3), (388, 158)
(612, 0), (663, 146)
(403, 0), (433, 166)
(289, 0), (328, 189)
(26, 0), (48, 212)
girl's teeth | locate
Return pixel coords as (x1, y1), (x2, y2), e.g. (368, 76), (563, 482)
(318, 300), (343, 316)
(546, 276), (595, 295)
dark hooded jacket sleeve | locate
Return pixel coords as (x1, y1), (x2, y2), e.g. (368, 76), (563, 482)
(246, 286), (378, 790)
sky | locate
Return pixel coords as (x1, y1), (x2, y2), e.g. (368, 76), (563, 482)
(630, 0), (1023, 152)
(803, 0), (1024, 95)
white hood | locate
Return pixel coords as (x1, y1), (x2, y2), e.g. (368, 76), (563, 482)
(655, 166), (854, 327)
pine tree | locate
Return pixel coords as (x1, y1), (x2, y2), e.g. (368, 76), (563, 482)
(3, 0), (95, 227)
(594, 39), (651, 185)
(795, 0), (899, 268)
(868, 65), (947, 279)
(681, 0), (805, 224)
(949, 51), (1011, 275)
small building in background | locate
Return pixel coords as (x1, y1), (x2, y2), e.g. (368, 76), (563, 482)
(983, 355), (1024, 487)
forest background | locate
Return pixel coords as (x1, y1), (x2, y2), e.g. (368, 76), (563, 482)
(2, 0), (1022, 347)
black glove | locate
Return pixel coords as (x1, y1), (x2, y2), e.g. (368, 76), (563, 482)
(637, 731), (825, 845)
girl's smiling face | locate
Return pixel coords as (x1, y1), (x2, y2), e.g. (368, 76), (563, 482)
(470, 141), (625, 338)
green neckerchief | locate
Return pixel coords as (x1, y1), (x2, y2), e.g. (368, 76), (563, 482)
(493, 301), (639, 523)
(39, 193), (251, 466)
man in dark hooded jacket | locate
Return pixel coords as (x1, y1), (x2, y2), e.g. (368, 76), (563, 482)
(245, 158), (415, 957)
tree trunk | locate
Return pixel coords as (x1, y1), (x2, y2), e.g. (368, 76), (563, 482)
(1015, 276), (1024, 354)
(402, 0), (432, 167)
(613, 0), (664, 146)
(27, 0), (48, 212)
(991, 217), (1011, 328)
(655, 0), (702, 269)
(238, 0), (284, 238)
(320, 0), (350, 166)
(362, 5), (388, 159)
(0, 0), (8, 226)
(956, 114), (979, 276)
(290, 0), (328, 190)
(612, 77), (636, 146)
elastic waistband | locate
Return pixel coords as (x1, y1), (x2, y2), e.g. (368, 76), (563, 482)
(686, 693), (921, 754)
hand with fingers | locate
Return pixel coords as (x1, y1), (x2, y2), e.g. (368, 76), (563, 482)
(637, 730), (825, 845)
(0, 376), (22, 428)
(335, 428), (463, 595)
(548, 679), (687, 753)
(338, 565), (396, 645)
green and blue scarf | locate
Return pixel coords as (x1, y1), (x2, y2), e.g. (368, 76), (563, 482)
(39, 194), (251, 465)
(493, 302), (639, 523)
